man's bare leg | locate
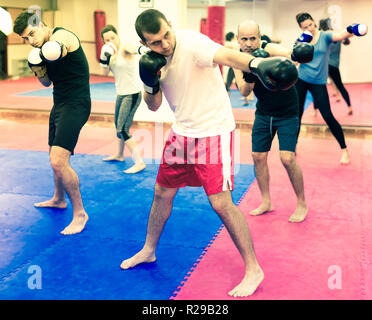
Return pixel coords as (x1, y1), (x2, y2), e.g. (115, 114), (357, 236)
(120, 184), (178, 269)
(48, 146), (88, 235)
(279, 151), (308, 223)
(34, 147), (67, 208)
(250, 152), (274, 216)
(123, 137), (146, 174)
(34, 172), (67, 209)
(103, 138), (125, 161)
(209, 190), (264, 297)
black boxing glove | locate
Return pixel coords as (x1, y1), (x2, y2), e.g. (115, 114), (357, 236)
(248, 57), (298, 91)
(291, 42), (314, 64)
(243, 48), (270, 83)
(251, 48), (270, 58)
(243, 72), (256, 83)
(139, 51), (167, 95)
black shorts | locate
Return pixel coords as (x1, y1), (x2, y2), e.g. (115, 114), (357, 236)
(252, 114), (299, 153)
(48, 97), (91, 154)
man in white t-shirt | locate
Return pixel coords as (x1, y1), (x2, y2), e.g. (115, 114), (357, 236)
(120, 9), (298, 297)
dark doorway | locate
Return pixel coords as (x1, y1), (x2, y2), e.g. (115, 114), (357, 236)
(0, 30), (7, 79)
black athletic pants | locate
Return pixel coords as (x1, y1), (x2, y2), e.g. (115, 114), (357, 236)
(328, 64), (351, 107)
(296, 78), (347, 149)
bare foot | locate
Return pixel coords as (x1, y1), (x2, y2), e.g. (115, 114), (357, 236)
(340, 149), (350, 165)
(120, 249), (156, 270)
(249, 203), (274, 216)
(123, 162), (146, 174)
(60, 212), (88, 235)
(34, 199), (67, 209)
(228, 267), (264, 298)
(103, 155), (124, 162)
(288, 204), (308, 223)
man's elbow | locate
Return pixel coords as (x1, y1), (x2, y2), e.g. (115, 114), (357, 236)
(148, 104), (160, 112)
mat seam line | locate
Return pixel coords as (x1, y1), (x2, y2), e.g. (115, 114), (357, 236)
(168, 182), (254, 300)
(0, 237), (64, 286)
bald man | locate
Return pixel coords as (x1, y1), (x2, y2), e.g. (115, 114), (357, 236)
(234, 20), (308, 223)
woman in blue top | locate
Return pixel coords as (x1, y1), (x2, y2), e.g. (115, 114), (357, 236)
(295, 12), (366, 164)
(319, 18), (353, 115)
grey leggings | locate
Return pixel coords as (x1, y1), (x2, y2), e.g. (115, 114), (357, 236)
(114, 92), (141, 141)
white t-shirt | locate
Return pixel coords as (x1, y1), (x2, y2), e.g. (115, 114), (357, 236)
(160, 30), (235, 138)
(109, 48), (142, 95)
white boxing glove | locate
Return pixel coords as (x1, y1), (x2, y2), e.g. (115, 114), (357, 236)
(28, 47), (47, 78)
(0, 7), (13, 36)
(100, 43), (117, 68)
(40, 41), (64, 62)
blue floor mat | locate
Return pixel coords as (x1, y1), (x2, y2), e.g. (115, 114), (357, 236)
(17, 82), (117, 102)
(0, 149), (255, 299)
(17, 84), (314, 110)
(229, 89), (257, 109)
(229, 89), (314, 110)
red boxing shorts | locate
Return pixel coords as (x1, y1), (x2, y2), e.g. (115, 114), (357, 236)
(156, 129), (235, 196)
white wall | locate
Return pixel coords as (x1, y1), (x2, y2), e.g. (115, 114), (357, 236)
(3, 0), (371, 83)
(187, 0), (372, 83)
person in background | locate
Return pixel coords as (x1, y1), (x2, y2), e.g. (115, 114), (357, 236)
(224, 31), (236, 94)
(13, 11), (91, 234)
(295, 12), (367, 164)
(100, 25), (146, 174)
(226, 31), (255, 105)
(261, 34), (281, 44)
(233, 20), (311, 223)
(319, 18), (353, 116)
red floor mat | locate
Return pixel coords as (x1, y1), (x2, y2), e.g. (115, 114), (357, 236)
(172, 138), (372, 300)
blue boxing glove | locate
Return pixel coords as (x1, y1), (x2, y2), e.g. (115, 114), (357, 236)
(346, 24), (368, 36)
(296, 31), (313, 43)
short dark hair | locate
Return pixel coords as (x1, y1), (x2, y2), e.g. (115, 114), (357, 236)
(13, 11), (44, 36)
(296, 12), (313, 27)
(225, 32), (234, 42)
(135, 9), (168, 42)
(101, 24), (117, 40)
(319, 18), (331, 31)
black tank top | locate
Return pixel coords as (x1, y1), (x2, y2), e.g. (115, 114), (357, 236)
(253, 42), (299, 117)
(46, 27), (90, 104)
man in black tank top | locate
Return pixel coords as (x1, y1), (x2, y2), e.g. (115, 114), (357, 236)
(233, 20), (308, 223)
(14, 11), (91, 235)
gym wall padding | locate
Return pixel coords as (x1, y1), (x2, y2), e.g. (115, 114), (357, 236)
(94, 10), (106, 62)
(206, 6), (225, 45)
